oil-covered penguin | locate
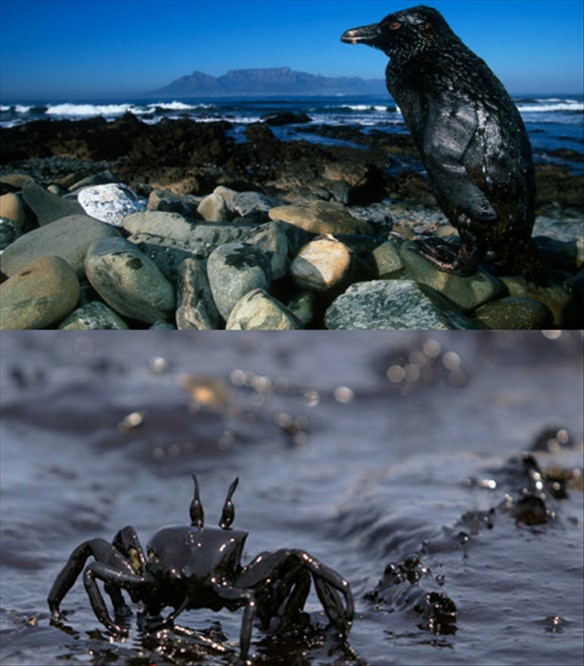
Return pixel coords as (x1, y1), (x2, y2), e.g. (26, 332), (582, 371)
(342, 5), (540, 277)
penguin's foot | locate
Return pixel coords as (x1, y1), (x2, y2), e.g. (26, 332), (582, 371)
(409, 238), (478, 277)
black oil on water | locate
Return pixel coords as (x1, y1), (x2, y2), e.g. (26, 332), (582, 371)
(1, 331), (582, 665)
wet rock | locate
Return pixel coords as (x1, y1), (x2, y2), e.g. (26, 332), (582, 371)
(207, 241), (271, 320)
(67, 170), (118, 191)
(287, 290), (316, 327)
(197, 192), (229, 222)
(535, 165), (584, 210)
(77, 183), (147, 226)
(149, 176), (201, 197)
(85, 237), (175, 324)
(0, 217), (22, 251)
(247, 221), (290, 280)
(176, 257), (220, 330)
(400, 241), (506, 311)
(232, 191), (282, 218)
(262, 112), (312, 126)
(124, 210), (198, 240)
(501, 275), (582, 328)
(0, 214), (121, 278)
(473, 297), (553, 329)
(124, 212), (261, 257)
(370, 239), (404, 278)
(150, 320), (177, 330)
(566, 270), (584, 309)
(22, 180), (85, 225)
(147, 189), (201, 218)
(128, 235), (198, 283)
(0, 256), (80, 329)
(225, 289), (302, 330)
(290, 237), (353, 292)
(534, 235), (584, 272)
(246, 122), (277, 144)
(58, 301), (129, 330)
(0, 193), (25, 228)
(0, 173), (33, 193)
(325, 280), (481, 330)
(212, 185), (238, 210)
(269, 200), (374, 235)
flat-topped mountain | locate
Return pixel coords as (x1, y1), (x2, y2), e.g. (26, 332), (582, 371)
(150, 67), (386, 97)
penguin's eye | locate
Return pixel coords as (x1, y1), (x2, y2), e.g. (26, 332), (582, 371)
(389, 22), (401, 31)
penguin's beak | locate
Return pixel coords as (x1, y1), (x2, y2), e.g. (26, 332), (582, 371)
(341, 23), (382, 46)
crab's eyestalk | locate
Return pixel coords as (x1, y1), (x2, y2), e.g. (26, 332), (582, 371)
(219, 477), (239, 529)
(190, 475), (205, 528)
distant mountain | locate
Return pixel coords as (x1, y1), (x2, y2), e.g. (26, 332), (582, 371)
(150, 67), (386, 97)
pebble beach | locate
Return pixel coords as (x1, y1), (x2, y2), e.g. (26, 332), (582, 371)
(1, 109), (582, 330)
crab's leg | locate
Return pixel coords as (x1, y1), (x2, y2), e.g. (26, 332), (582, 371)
(313, 576), (349, 634)
(297, 553), (354, 631)
(209, 583), (256, 662)
(48, 538), (136, 617)
(238, 549), (354, 634)
(83, 561), (147, 634)
(277, 570), (311, 632)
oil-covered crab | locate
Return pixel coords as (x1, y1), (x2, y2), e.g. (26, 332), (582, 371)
(48, 476), (354, 661)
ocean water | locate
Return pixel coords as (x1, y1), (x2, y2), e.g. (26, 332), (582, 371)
(1, 94), (583, 172)
(1, 330), (583, 666)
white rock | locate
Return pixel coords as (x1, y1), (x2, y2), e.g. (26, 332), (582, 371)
(77, 183), (147, 227)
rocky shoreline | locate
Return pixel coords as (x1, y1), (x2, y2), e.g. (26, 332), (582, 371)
(1, 114), (582, 330)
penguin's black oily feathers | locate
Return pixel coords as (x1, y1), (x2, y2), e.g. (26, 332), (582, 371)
(342, 5), (541, 278)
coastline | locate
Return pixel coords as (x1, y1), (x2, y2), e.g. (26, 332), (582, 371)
(0, 113), (582, 330)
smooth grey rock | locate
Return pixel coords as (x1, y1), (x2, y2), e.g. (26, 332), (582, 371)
(232, 191), (282, 218)
(247, 221), (290, 280)
(207, 241), (271, 320)
(287, 290), (315, 326)
(501, 275), (580, 328)
(68, 170), (117, 192)
(473, 297), (553, 329)
(147, 190), (201, 218)
(0, 256), (80, 330)
(0, 217), (21, 251)
(0, 214), (120, 278)
(124, 211), (198, 240)
(197, 193), (228, 222)
(371, 239), (404, 278)
(77, 183), (146, 227)
(325, 280), (481, 330)
(176, 257), (220, 330)
(128, 234), (199, 282)
(58, 301), (129, 330)
(22, 180), (85, 225)
(401, 241), (505, 311)
(213, 186), (238, 210)
(150, 320), (177, 329)
(226, 289), (302, 330)
(85, 237), (175, 324)
(124, 212), (261, 256)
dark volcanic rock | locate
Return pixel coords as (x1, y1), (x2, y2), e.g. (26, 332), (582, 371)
(0, 114), (145, 163)
(262, 112), (312, 126)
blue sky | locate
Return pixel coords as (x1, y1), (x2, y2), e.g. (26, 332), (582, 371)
(1, 0), (583, 101)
